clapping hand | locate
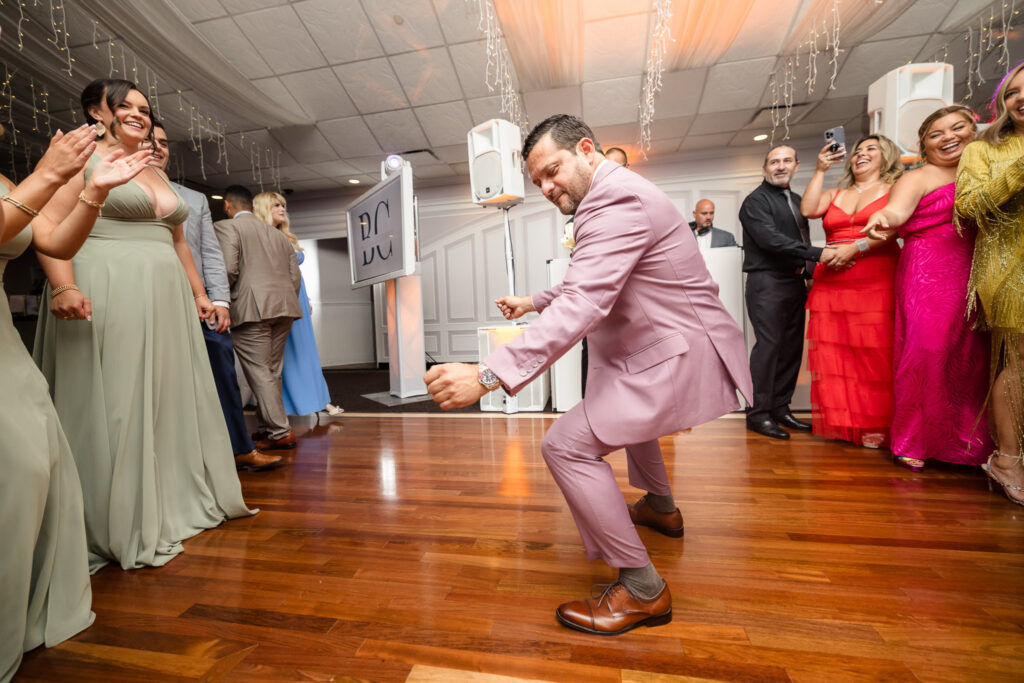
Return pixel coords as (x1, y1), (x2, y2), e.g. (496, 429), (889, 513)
(862, 211), (896, 241)
(88, 148), (153, 192)
(33, 125), (97, 184)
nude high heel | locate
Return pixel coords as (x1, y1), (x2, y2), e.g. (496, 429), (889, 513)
(981, 450), (1024, 507)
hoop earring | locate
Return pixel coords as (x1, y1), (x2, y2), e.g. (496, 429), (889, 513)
(93, 121), (106, 138)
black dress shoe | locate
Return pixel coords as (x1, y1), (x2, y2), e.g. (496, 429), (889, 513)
(774, 413), (812, 432)
(746, 419), (790, 440)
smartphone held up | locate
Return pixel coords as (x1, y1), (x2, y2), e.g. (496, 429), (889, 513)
(824, 125), (846, 155)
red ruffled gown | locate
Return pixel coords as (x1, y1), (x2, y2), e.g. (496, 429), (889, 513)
(806, 194), (898, 447)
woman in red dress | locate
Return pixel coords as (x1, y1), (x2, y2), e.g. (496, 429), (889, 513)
(800, 135), (903, 448)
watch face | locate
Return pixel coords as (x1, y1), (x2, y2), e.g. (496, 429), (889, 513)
(479, 367), (500, 388)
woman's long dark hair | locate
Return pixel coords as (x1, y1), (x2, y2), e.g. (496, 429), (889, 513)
(81, 78), (154, 145)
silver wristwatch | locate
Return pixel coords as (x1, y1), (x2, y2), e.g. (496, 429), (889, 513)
(478, 363), (501, 391)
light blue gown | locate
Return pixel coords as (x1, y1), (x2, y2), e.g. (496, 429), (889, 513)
(281, 250), (332, 415)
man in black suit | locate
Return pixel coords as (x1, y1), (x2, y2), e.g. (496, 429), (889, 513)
(689, 199), (738, 250)
(739, 145), (836, 440)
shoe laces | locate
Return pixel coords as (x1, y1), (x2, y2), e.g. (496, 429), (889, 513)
(591, 582), (626, 607)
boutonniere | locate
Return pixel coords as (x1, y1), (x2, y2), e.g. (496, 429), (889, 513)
(561, 219), (575, 250)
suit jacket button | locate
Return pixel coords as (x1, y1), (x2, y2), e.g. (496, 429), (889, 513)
(520, 369), (528, 376)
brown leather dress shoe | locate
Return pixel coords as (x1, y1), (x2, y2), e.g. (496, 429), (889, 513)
(556, 582), (671, 635)
(628, 495), (684, 537)
(234, 449), (283, 472)
(253, 430), (297, 451)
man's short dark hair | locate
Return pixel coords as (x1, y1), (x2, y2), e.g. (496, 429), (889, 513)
(151, 119), (166, 133)
(763, 144), (799, 166)
(224, 184), (253, 209)
(523, 114), (598, 160)
(605, 146), (628, 164)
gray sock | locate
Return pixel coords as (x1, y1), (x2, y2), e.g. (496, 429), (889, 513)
(618, 562), (664, 599)
(645, 492), (677, 513)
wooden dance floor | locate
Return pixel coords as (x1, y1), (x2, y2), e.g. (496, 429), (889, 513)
(16, 414), (1024, 682)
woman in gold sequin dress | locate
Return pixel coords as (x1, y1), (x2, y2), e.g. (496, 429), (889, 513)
(954, 62), (1024, 506)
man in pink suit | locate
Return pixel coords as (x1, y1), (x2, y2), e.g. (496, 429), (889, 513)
(425, 115), (752, 635)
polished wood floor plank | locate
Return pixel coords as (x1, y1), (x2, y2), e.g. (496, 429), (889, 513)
(14, 415), (1024, 681)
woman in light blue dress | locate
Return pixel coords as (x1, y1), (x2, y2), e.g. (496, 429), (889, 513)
(253, 192), (343, 417)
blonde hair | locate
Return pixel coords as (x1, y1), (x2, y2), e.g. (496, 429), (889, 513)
(980, 62), (1024, 147)
(839, 134), (903, 188)
(253, 191), (302, 251)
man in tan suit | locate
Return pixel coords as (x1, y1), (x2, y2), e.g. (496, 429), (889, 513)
(214, 185), (302, 451)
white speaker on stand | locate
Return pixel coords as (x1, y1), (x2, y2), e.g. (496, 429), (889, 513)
(467, 119), (527, 413)
(868, 63), (954, 161)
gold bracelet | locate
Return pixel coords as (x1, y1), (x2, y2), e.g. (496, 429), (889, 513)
(1, 194), (40, 217)
(194, 292), (209, 300)
(51, 283), (80, 297)
(77, 190), (105, 210)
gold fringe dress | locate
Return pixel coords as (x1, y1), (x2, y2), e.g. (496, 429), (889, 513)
(954, 134), (1024, 451)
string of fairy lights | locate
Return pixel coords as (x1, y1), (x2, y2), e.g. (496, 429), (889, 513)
(768, 0), (843, 145)
(0, 0), (282, 189)
(926, 0), (1021, 104)
(468, 0), (528, 134)
(638, 0), (673, 159)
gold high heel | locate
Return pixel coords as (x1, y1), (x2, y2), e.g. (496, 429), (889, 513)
(981, 450), (1024, 507)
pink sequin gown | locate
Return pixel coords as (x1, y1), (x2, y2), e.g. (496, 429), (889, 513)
(891, 183), (993, 464)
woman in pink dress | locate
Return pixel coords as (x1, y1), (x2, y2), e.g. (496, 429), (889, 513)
(800, 135), (903, 448)
(864, 106), (994, 471)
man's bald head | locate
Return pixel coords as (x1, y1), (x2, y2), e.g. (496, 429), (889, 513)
(693, 199), (715, 230)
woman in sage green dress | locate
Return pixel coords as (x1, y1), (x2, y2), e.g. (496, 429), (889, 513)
(1, 125), (151, 682)
(34, 79), (254, 573)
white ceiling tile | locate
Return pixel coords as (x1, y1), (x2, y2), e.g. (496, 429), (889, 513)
(317, 117), (384, 157)
(304, 160), (361, 177)
(679, 132), (734, 151)
(333, 58), (408, 113)
(168, 0), (226, 22)
(250, 77), (310, 123)
(390, 47), (464, 106)
(229, 130), (298, 168)
(234, 6), (327, 74)
(449, 41), (494, 99)
(416, 101), (474, 147)
(268, 125), (339, 163)
(363, 109), (430, 152)
(689, 110), (757, 136)
(700, 57), (777, 113)
(582, 14), (648, 81)
(431, 0), (487, 43)
(938, 0), (1000, 32)
(646, 137), (683, 155)
(590, 122), (641, 148)
(365, 0), (445, 54)
(194, 18), (273, 79)
(524, 86), (583, 123)
(347, 156), (391, 173)
(220, 0), (288, 12)
(413, 164), (457, 178)
(800, 96), (868, 125)
(280, 69), (358, 121)
(294, 0), (384, 63)
(467, 96), (505, 125)
(653, 69), (707, 118)
(872, 0), (948, 41)
(278, 164), (323, 182)
(433, 144), (469, 164)
(582, 0), (647, 22)
(284, 178), (342, 192)
(826, 36), (930, 99)
(451, 161), (470, 176)
(719, 0), (802, 62)
(582, 76), (642, 126)
(646, 115), (694, 140)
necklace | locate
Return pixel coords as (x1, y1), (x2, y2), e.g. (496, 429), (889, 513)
(852, 179), (880, 194)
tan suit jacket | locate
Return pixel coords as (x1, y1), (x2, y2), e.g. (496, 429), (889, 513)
(214, 212), (302, 327)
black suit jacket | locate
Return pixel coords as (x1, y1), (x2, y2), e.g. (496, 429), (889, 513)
(739, 180), (822, 275)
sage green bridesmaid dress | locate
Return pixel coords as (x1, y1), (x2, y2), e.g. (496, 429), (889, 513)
(33, 156), (254, 574)
(1, 200), (94, 681)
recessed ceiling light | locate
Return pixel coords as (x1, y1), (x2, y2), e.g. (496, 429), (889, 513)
(753, 134), (768, 142)
(211, 194), (223, 199)
(348, 179), (360, 184)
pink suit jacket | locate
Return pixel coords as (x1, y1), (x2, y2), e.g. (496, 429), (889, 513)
(485, 161), (753, 446)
